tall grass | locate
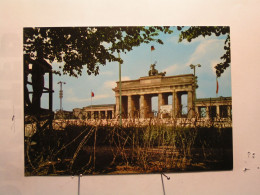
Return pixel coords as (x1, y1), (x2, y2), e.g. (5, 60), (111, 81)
(25, 118), (232, 176)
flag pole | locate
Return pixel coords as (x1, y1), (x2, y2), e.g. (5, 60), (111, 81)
(216, 77), (219, 97)
(151, 46), (155, 65)
(91, 89), (92, 109)
(151, 46), (152, 65)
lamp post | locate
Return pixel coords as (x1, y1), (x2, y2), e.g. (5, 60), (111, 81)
(57, 81), (66, 111)
(190, 64), (201, 106)
(118, 52), (122, 126)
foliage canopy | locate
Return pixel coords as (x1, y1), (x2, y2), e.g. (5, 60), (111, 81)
(177, 26), (230, 77)
(24, 27), (173, 77)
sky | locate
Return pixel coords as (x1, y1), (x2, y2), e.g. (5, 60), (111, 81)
(39, 27), (232, 112)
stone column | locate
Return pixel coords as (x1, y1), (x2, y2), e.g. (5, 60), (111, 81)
(105, 110), (108, 119)
(158, 93), (162, 114)
(91, 111), (94, 119)
(195, 106), (199, 117)
(227, 106), (231, 118)
(172, 91), (176, 118)
(216, 105), (220, 118)
(122, 96), (128, 118)
(128, 95), (133, 118)
(173, 91), (181, 118)
(187, 90), (194, 118)
(146, 95), (152, 118)
(140, 95), (145, 118)
(98, 111), (101, 119)
(115, 95), (120, 118)
(132, 95), (140, 118)
(206, 106), (209, 118)
(173, 91), (181, 117)
(112, 110), (115, 119)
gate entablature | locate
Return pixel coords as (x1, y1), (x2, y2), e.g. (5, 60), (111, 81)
(113, 74), (195, 119)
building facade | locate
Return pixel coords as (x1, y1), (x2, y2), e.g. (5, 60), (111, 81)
(72, 74), (231, 121)
(73, 104), (115, 119)
(112, 74), (196, 119)
(196, 97), (232, 119)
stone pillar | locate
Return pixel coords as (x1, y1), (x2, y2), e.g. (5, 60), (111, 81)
(128, 95), (133, 118)
(195, 106), (199, 117)
(132, 95), (140, 118)
(173, 91), (181, 117)
(216, 105), (220, 118)
(105, 110), (108, 119)
(227, 106), (231, 118)
(140, 95), (145, 118)
(112, 110), (115, 119)
(98, 111), (101, 119)
(91, 111), (94, 119)
(172, 91), (181, 118)
(146, 95), (152, 118)
(206, 106), (209, 118)
(158, 93), (162, 114)
(172, 91), (176, 118)
(187, 90), (194, 118)
(115, 96), (120, 118)
(122, 96), (128, 118)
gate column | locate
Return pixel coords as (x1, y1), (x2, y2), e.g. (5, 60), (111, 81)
(187, 90), (194, 118)
(128, 95), (134, 118)
(172, 91), (176, 117)
(158, 93), (162, 114)
(173, 91), (181, 117)
(216, 104), (220, 118)
(145, 94), (152, 118)
(115, 95), (120, 118)
(140, 95), (145, 118)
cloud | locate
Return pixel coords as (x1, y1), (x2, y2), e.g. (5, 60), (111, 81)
(163, 63), (189, 76)
(168, 36), (179, 44)
(103, 76), (131, 89)
(184, 38), (226, 77)
(181, 36), (215, 45)
(101, 71), (114, 76)
(170, 34), (223, 45)
(186, 39), (225, 66)
(163, 64), (177, 74)
(104, 80), (116, 89)
(210, 60), (221, 74)
(122, 76), (131, 81)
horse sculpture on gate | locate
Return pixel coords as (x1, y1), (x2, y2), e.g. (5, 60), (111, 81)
(148, 63), (166, 76)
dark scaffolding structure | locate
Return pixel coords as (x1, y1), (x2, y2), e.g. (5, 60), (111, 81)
(24, 54), (54, 135)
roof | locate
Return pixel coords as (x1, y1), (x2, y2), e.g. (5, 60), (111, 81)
(196, 97), (232, 102)
(83, 104), (116, 108)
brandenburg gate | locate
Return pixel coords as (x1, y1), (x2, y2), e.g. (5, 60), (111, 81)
(113, 73), (195, 119)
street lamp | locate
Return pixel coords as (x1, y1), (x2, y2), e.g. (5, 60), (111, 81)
(57, 81), (66, 111)
(118, 52), (122, 126)
(190, 64), (201, 105)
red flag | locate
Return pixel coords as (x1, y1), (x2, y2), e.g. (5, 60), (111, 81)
(151, 46), (155, 51)
(216, 79), (219, 94)
(91, 92), (94, 97)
